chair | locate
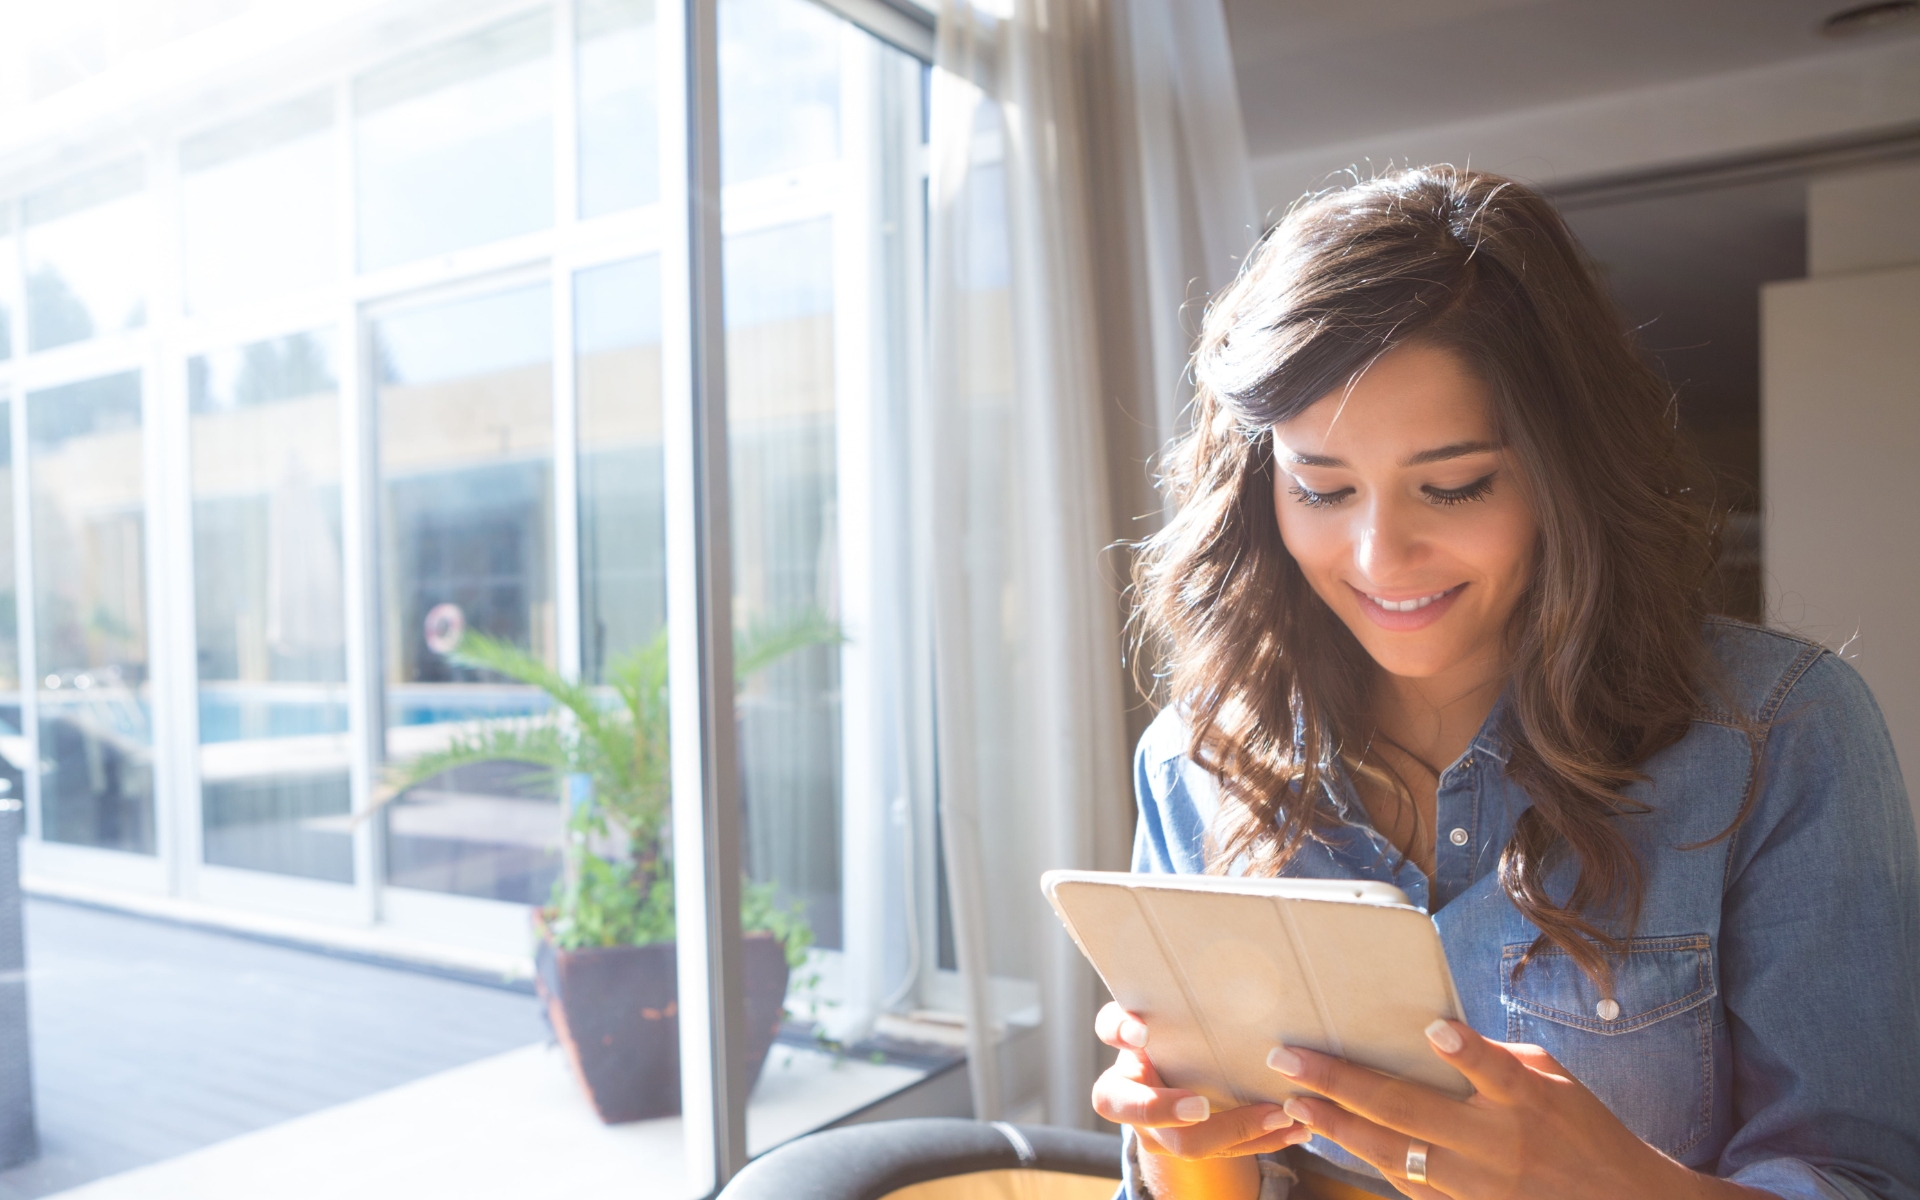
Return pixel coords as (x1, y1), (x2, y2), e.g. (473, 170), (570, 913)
(716, 1118), (1123, 1200)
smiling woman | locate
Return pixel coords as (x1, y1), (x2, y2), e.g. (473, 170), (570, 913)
(1108, 168), (1920, 1200)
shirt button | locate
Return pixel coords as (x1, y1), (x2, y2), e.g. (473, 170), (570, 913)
(1448, 827), (1469, 846)
(1596, 999), (1620, 1021)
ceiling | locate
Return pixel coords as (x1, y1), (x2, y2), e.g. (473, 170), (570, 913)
(1224, 0), (1920, 161)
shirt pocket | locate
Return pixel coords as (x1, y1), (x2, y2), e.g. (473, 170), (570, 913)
(1501, 934), (1717, 1158)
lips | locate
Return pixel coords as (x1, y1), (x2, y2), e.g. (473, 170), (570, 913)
(1348, 582), (1467, 631)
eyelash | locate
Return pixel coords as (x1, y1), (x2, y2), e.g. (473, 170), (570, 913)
(1426, 473), (1497, 506)
(1287, 473), (1497, 509)
(1288, 484), (1352, 508)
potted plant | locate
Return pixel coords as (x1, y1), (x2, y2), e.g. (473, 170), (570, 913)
(387, 614), (838, 1123)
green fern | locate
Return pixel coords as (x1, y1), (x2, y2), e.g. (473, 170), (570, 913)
(383, 613), (841, 958)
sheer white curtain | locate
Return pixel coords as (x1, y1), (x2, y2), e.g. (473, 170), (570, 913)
(925, 0), (1257, 1125)
(1125, 0), (1261, 448)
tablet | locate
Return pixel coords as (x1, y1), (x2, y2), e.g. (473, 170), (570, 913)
(1042, 869), (1472, 1109)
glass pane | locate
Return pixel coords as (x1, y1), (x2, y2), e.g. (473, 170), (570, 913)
(0, 207), (15, 361)
(719, 0), (840, 184)
(373, 282), (559, 902)
(180, 94), (336, 314)
(189, 330), (351, 882)
(22, 162), (147, 353)
(576, 0), (658, 218)
(27, 372), (153, 854)
(355, 12), (554, 272)
(576, 255), (664, 680)
(0, 398), (21, 812)
(718, 0), (951, 1151)
(726, 218), (841, 948)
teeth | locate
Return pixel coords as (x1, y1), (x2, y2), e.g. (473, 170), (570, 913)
(1367, 589), (1450, 612)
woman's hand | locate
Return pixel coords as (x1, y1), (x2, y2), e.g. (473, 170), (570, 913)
(1091, 1002), (1310, 1200)
(1269, 1019), (1772, 1199)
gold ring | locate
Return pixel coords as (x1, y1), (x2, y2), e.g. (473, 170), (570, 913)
(1405, 1138), (1431, 1186)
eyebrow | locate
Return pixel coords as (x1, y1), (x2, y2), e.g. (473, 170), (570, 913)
(1284, 440), (1502, 469)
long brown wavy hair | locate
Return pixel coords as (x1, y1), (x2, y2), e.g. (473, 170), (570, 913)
(1135, 166), (1729, 984)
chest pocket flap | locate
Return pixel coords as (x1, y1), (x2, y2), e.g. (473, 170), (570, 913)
(1500, 934), (1720, 1158)
(1502, 933), (1716, 1035)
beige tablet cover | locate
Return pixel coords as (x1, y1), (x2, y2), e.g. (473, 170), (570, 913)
(1043, 870), (1471, 1109)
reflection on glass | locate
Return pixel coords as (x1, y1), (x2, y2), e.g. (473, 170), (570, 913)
(28, 372), (153, 854)
(181, 94), (336, 315)
(0, 400), (22, 810)
(355, 12), (553, 272)
(725, 219), (842, 947)
(576, 256), (664, 680)
(23, 162), (147, 353)
(719, 0), (840, 183)
(374, 283), (559, 902)
(190, 331), (351, 882)
(0, 209), (14, 361)
(577, 0), (658, 219)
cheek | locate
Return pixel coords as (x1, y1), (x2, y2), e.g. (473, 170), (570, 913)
(1272, 498), (1346, 582)
(1456, 499), (1539, 594)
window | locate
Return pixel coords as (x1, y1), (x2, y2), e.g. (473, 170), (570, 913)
(373, 281), (560, 904)
(22, 164), (147, 353)
(576, 0), (659, 217)
(190, 330), (351, 882)
(354, 12), (555, 272)
(0, 396), (20, 811)
(180, 96), (337, 313)
(27, 372), (153, 854)
(575, 255), (665, 678)
(0, 0), (939, 1193)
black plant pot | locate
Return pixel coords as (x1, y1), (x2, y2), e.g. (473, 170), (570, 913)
(534, 917), (791, 1123)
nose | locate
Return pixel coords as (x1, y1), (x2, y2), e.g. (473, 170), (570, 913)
(1352, 494), (1427, 580)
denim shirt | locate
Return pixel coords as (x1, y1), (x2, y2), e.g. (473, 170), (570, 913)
(1119, 620), (1920, 1200)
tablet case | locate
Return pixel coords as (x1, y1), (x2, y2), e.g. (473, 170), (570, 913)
(1042, 869), (1472, 1109)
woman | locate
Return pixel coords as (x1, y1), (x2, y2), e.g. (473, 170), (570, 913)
(1096, 167), (1920, 1200)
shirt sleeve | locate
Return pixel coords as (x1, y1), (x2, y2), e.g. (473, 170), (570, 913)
(1131, 706), (1213, 877)
(1715, 651), (1920, 1200)
(1133, 733), (1177, 876)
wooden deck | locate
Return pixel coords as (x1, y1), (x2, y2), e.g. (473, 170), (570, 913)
(0, 899), (541, 1199)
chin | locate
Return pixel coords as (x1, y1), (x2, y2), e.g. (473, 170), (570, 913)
(1345, 628), (1468, 680)
(1361, 648), (1457, 679)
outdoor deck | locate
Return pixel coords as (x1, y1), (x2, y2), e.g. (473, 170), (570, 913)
(0, 898), (950, 1199)
(0, 898), (541, 1199)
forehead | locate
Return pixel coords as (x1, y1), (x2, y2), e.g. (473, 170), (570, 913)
(1274, 342), (1494, 459)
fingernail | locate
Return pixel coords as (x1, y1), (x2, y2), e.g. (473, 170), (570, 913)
(1425, 1019), (1464, 1054)
(1174, 1096), (1209, 1123)
(1285, 1124), (1314, 1145)
(1119, 1019), (1149, 1049)
(1266, 1045), (1303, 1076)
(1261, 1108), (1294, 1131)
(1283, 1098), (1314, 1126)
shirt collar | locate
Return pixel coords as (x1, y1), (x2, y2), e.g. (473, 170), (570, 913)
(1467, 686), (1513, 765)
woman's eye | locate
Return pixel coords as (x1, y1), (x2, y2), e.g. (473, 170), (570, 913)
(1423, 473), (1497, 506)
(1288, 483), (1353, 508)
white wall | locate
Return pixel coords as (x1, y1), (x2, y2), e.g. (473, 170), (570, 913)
(1763, 166), (1920, 817)
(1808, 162), (1920, 276)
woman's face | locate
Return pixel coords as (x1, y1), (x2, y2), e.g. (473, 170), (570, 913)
(1272, 341), (1538, 684)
